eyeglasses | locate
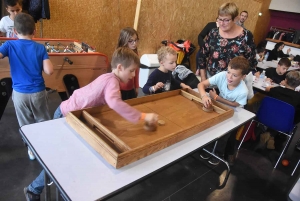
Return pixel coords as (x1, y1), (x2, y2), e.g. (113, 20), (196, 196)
(128, 39), (139, 44)
(217, 18), (232, 24)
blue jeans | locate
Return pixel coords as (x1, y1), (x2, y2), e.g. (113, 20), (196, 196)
(27, 105), (63, 194)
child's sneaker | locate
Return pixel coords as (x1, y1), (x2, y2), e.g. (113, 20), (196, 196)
(28, 148), (36, 160)
(24, 187), (40, 201)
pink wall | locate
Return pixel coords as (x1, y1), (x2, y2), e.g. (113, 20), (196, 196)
(267, 10), (300, 33)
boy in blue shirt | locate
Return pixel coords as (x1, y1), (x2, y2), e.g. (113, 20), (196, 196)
(199, 56), (248, 108)
(0, 13), (53, 160)
(198, 56), (249, 165)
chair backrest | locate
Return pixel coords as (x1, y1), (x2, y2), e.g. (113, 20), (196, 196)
(244, 72), (254, 100)
(256, 96), (295, 133)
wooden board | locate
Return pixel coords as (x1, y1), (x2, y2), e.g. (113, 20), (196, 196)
(66, 89), (234, 168)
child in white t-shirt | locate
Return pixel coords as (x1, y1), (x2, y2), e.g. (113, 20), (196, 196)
(0, 0), (22, 37)
(255, 47), (265, 62)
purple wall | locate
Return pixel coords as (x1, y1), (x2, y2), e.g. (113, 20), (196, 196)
(267, 10), (300, 32)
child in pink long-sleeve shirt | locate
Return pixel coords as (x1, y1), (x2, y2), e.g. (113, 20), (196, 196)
(56, 47), (158, 124)
(24, 47), (158, 200)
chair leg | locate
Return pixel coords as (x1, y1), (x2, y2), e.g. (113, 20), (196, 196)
(203, 145), (231, 188)
(291, 159), (300, 176)
(211, 140), (218, 154)
(274, 135), (292, 168)
(274, 126), (298, 168)
(238, 120), (254, 150)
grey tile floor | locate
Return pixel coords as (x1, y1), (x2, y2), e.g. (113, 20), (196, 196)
(0, 89), (300, 201)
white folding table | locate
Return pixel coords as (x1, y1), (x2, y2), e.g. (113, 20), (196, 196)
(257, 61), (299, 71)
(20, 107), (255, 201)
(288, 175), (300, 201)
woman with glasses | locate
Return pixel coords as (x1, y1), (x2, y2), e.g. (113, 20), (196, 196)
(116, 27), (140, 100)
(267, 42), (291, 61)
(197, 2), (257, 166)
(197, 2), (257, 82)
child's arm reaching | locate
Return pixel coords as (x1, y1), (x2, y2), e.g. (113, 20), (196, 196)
(197, 80), (212, 108)
(106, 80), (158, 124)
(180, 83), (192, 90)
(170, 73), (192, 90)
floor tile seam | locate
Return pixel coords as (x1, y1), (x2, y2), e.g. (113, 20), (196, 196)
(161, 167), (216, 200)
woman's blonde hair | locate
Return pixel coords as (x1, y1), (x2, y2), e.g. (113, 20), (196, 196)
(218, 2), (239, 20)
(117, 27), (139, 54)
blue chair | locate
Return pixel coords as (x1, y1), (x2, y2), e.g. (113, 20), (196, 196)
(238, 96), (298, 168)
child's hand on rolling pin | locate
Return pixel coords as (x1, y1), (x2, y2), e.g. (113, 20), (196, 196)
(145, 113), (158, 125)
(201, 95), (212, 108)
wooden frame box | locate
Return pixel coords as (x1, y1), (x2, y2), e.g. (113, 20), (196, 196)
(66, 89), (234, 168)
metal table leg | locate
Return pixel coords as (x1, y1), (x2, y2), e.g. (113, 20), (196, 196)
(44, 171), (51, 201)
(202, 140), (231, 188)
(292, 159), (300, 176)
